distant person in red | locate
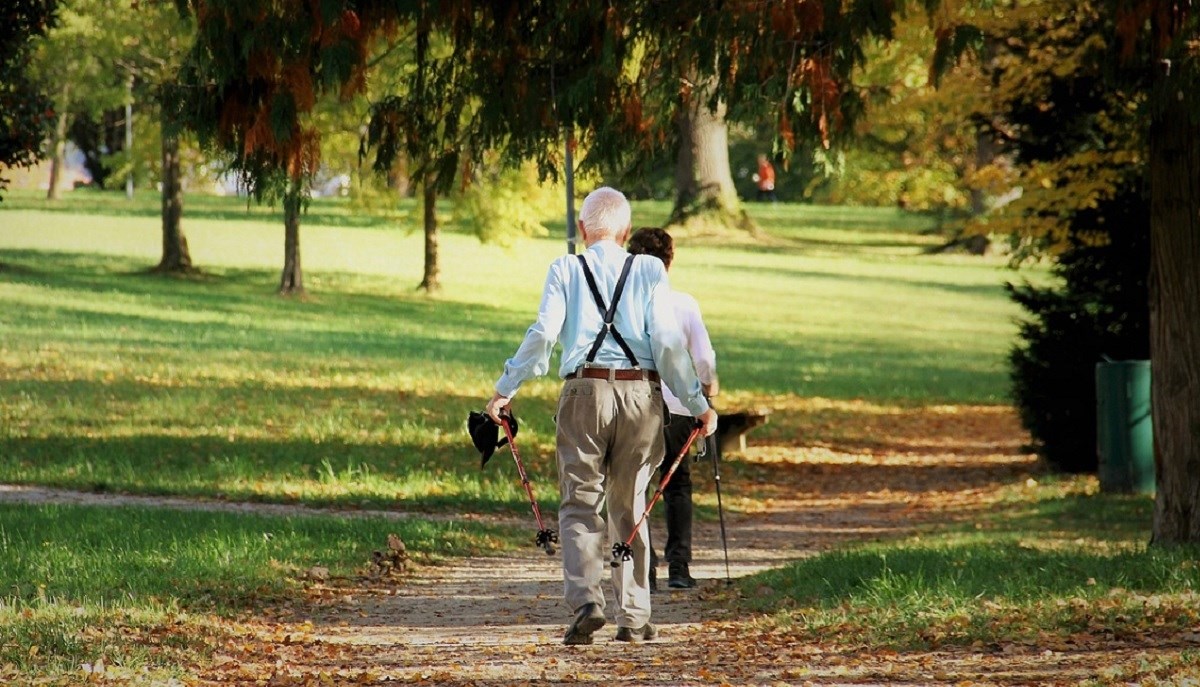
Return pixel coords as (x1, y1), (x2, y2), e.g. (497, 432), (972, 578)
(754, 154), (777, 202)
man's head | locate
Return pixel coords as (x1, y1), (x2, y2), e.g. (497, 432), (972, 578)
(627, 227), (674, 270)
(578, 187), (632, 245)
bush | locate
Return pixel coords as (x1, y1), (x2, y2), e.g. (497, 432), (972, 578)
(1007, 190), (1150, 473)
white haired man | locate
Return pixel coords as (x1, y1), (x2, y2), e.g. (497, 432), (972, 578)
(486, 187), (718, 645)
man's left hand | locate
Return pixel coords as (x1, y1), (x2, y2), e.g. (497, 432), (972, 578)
(485, 393), (511, 425)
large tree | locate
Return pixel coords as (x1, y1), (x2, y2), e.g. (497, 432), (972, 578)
(124, 1), (197, 273)
(365, 24), (471, 293)
(174, 0), (344, 294)
(628, 3), (915, 233)
(669, 71), (751, 233)
(0, 0), (59, 199)
(29, 0), (127, 200)
(1107, 0), (1200, 544)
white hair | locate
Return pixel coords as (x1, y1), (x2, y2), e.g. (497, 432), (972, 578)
(578, 187), (631, 239)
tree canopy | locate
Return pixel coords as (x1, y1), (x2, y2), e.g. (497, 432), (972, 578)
(0, 0), (59, 197)
(175, 0), (937, 194)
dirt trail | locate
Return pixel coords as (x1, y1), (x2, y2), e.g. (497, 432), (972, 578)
(4, 409), (1185, 685)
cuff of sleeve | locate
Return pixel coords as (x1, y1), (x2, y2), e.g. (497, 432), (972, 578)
(494, 378), (520, 400)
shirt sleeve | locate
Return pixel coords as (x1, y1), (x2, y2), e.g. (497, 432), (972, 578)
(682, 294), (717, 385)
(647, 266), (710, 417)
(494, 261), (567, 398)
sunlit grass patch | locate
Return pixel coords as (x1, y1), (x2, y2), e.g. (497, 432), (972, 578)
(738, 488), (1198, 649)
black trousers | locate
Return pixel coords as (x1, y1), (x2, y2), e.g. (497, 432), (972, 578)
(650, 413), (696, 567)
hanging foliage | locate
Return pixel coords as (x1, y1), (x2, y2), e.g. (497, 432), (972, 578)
(178, 0), (927, 193)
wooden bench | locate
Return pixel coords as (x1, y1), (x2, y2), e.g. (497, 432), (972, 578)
(715, 408), (772, 454)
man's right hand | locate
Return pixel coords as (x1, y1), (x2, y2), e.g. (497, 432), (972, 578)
(698, 407), (718, 437)
(485, 392), (511, 425)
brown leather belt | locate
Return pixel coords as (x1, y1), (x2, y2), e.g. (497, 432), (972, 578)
(565, 367), (660, 383)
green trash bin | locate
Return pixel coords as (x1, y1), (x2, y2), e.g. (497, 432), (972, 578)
(1095, 359), (1154, 494)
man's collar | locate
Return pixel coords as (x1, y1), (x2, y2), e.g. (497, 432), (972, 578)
(587, 239), (623, 252)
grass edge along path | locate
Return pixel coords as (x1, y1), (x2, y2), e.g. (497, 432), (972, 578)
(731, 481), (1200, 684)
(0, 501), (524, 681)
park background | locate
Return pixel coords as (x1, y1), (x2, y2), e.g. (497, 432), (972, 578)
(2, 1), (1199, 685)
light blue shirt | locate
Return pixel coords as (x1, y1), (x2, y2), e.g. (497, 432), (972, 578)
(494, 240), (710, 416)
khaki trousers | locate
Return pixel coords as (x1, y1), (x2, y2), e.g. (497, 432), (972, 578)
(555, 376), (664, 628)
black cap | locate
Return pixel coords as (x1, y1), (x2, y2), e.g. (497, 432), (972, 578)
(467, 410), (518, 468)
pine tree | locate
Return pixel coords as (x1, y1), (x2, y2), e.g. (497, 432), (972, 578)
(175, 0), (359, 293)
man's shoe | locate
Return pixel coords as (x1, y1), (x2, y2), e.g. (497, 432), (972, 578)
(667, 562), (697, 589)
(615, 623), (658, 642)
(563, 602), (606, 645)
(649, 566), (658, 593)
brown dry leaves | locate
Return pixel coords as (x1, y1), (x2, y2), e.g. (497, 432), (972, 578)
(178, 403), (1200, 686)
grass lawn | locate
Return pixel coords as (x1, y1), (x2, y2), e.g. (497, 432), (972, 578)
(0, 189), (1026, 510)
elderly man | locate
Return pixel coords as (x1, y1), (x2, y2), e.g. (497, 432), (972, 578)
(486, 187), (718, 645)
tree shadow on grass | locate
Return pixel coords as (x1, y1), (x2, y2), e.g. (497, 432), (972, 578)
(0, 249), (533, 364)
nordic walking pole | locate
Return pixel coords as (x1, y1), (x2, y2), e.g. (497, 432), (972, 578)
(707, 429), (733, 585)
(499, 414), (558, 555)
(611, 420), (705, 567)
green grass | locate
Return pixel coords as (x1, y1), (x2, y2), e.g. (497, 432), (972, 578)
(0, 502), (520, 675)
(739, 480), (1200, 649)
(0, 191), (1029, 509)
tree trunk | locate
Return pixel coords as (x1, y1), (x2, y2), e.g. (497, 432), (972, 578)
(419, 174), (440, 292)
(124, 77), (134, 200)
(1149, 91), (1200, 544)
(970, 128), (997, 216)
(279, 181), (304, 295)
(155, 124), (193, 273)
(388, 156), (413, 198)
(46, 84), (70, 201)
(670, 74), (754, 235)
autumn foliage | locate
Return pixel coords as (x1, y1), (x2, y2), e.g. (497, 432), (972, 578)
(176, 0), (373, 188)
(178, 0), (919, 189)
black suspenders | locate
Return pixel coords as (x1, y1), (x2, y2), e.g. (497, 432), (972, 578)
(576, 254), (641, 367)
